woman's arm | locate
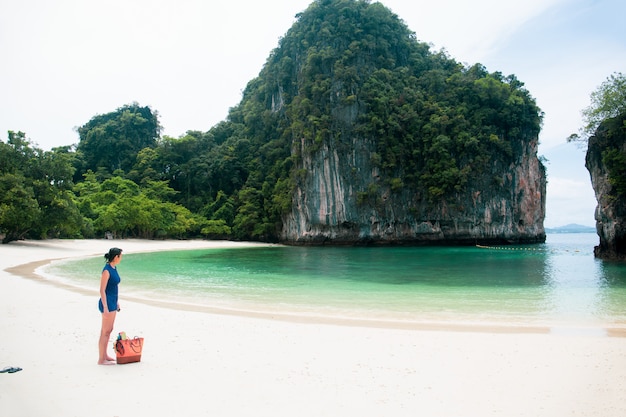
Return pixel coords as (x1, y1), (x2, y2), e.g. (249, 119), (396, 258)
(99, 269), (110, 313)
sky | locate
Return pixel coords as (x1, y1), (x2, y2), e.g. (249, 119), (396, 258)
(1, 0), (625, 228)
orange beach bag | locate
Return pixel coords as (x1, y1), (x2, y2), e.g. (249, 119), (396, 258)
(115, 337), (144, 364)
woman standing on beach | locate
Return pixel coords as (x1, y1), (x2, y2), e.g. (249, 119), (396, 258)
(98, 247), (123, 365)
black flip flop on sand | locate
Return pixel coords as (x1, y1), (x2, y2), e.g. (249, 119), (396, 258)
(1, 367), (22, 373)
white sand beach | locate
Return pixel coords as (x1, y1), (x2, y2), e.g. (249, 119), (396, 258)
(1, 239), (625, 417)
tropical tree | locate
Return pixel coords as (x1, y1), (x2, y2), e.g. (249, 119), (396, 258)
(76, 103), (161, 175)
(0, 132), (82, 243)
(73, 175), (205, 239)
(569, 72), (626, 143)
(0, 172), (40, 243)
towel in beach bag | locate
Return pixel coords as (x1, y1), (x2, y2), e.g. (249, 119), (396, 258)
(115, 335), (144, 364)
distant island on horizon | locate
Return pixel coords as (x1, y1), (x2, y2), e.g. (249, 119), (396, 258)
(545, 224), (596, 233)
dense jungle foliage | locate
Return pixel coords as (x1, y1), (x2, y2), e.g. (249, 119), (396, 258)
(594, 112), (626, 198)
(1, 0), (544, 244)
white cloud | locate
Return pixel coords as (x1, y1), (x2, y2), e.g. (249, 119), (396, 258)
(382, 0), (567, 62)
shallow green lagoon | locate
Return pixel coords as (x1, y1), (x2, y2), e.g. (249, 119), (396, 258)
(44, 233), (626, 326)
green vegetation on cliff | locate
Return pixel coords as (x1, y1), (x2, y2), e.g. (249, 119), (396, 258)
(598, 114), (626, 198)
(582, 72), (626, 259)
(575, 72), (626, 198)
(0, 0), (543, 243)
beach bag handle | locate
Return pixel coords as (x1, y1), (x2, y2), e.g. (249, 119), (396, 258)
(128, 337), (142, 354)
(115, 337), (143, 356)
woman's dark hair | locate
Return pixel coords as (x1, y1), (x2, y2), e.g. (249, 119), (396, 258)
(104, 247), (123, 262)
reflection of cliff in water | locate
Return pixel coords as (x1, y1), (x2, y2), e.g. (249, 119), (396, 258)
(597, 260), (626, 320)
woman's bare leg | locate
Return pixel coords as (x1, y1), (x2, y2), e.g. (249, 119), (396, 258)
(98, 311), (117, 364)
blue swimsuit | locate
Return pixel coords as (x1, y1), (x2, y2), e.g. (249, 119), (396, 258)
(98, 263), (121, 313)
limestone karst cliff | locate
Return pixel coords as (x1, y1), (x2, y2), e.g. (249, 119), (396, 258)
(585, 113), (626, 260)
(256, 0), (546, 245)
(214, 0), (547, 245)
(282, 125), (545, 245)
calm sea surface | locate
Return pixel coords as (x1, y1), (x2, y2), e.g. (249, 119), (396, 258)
(44, 233), (626, 327)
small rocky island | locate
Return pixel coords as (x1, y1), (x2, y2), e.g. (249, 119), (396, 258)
(586, 112), (626, 260)
(244, 0), (547, 245)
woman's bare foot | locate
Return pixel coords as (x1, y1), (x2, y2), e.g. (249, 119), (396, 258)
(98, 359), (116, 365)
(105, 356), (115, 361)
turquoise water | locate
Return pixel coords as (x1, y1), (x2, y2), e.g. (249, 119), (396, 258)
(44, 233), (626, 326)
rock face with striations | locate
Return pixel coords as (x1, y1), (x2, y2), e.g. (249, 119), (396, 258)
(283, 126), (545, 245)
(585, 113), (626, 260)
(240, 0), (546, 245)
